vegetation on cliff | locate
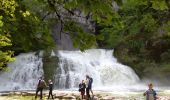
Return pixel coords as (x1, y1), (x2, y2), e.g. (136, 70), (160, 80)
(99, 0), (170, 78)
(0, 0), (115, 69)
(1, 0), (170, 79)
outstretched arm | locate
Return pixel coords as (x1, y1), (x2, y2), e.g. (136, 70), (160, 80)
(44, 81), (48, 87)
(143, 91), (147, 96)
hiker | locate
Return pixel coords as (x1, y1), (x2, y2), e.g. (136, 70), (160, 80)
(85, 75), (94, 100)
(79, 80), (86, 99)
(85, 77), (90, 100)
(48, 79), (54, 99)
(86, 75), (93, 96)
(35, 77), (47, 100)
(144, 83), (158, 100)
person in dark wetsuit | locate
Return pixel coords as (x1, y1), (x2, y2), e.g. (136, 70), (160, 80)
(35, 77), (47, 100)
(79, 80), (86, 99)
(48, 79), (54, 99)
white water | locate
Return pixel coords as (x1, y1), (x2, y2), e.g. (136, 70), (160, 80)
(0, 52), (43, 91)
(54, 49), (142, 91)
(0, 49), (146, 91)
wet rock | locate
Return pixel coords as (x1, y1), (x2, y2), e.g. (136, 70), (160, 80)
(92, 96), (99, 100)
(62, 95), (76, 99)
(21, 92), (35, 96)
(101, 96), (115, 100)
(96, 94), (102, 98)
(54, 93), (67, 99)
(14, 92), (21, 95)
(0, 93), (9, 96)
(71, 93), (80, 99)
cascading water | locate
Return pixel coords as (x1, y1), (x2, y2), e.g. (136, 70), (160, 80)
(0, 49), (143, 91)
(0, 52), (43, 91)
(54, 49), (141, 91)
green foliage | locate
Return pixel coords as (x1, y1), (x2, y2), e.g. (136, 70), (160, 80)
(99, 0), (170, 77)
(1, 0), (170, 77)
(151, 0), (168, 10)
(0, 35), (15, 70)
(34, 0), (115, 50)
(64, 21), (96, 51)
(0, 0), (17, 15)
(0, 0), (16, 69)
(1, 0), (55, 54)
(0, 0), (55, 70)
(43, 50), (58, 82)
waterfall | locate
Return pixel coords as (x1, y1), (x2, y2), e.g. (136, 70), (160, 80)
(0, 49), (141, 91)
(54, 49), (140, 90)
(0, 52), (43, 91)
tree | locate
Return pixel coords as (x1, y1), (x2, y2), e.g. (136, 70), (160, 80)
(0, 0), (16, 69)
(99, 0), (170, 77)
(0, 0), (55, 69)
(2, 0), (55, 54)
(0, 34), (15, 70)
(22, 0), (115, 50)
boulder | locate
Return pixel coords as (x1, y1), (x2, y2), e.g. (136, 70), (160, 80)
(62, 95), (76, 99)
(101, 96), (115, 100)
(13, 92), (22, 95)
(54, 93), (67, 99)
(0, 93), (9, 96)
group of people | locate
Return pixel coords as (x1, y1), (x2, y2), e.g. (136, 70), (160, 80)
(35, 77), (53, 100)
(35, 76), (158, 100)
(79, 75), (93, 100)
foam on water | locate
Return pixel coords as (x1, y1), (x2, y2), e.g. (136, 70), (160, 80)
(54, 49), (141, 91)
(1, 49), (168, 92)
(0, 52), (43, 91)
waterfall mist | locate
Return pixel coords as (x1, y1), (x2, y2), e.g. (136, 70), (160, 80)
(0, 52), (43, 91)
(1, 49), (166, 91)
(54, 49), (141, 91)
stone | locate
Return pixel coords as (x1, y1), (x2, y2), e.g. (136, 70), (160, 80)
(13, 92), (21, 95)
(101, 96), (115, 100)
(62, 95), (76, 99)
(0, 93), (9, 96)
(92, 96), (99, 100)
(54, 93), (67, 99)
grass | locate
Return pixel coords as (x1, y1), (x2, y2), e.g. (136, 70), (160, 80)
(0, 95), (46, 100)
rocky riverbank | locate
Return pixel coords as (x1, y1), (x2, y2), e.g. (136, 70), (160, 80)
(1, 90), (170, 100)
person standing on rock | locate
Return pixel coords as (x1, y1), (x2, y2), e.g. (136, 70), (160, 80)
(35, 77), (47, 100)
(86, 75), (93, 100)
(144, 83), (158, 100)
(48, 79), (54, 99)
(79, 80), (86, 99)
(86, 75), (93, 96)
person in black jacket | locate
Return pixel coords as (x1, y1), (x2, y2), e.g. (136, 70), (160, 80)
(86, 75), (93, 96)
(35, 77), (47, 100)
(79, 80), (86, 99)
(48, 79), (54, 99)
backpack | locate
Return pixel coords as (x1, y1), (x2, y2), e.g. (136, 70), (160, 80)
(78, 83), (83, 92)
(38, 79), (46, 88)
(89, 78), (93, 85)
(146, 89), (157, 100)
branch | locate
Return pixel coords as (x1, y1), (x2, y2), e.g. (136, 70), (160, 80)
(55, 12), (63, 39)
(47, 0), (64, 39)
(165, 0), (170, 12)
(63, 7), (87, 19)
(42, 12), (51, 21)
